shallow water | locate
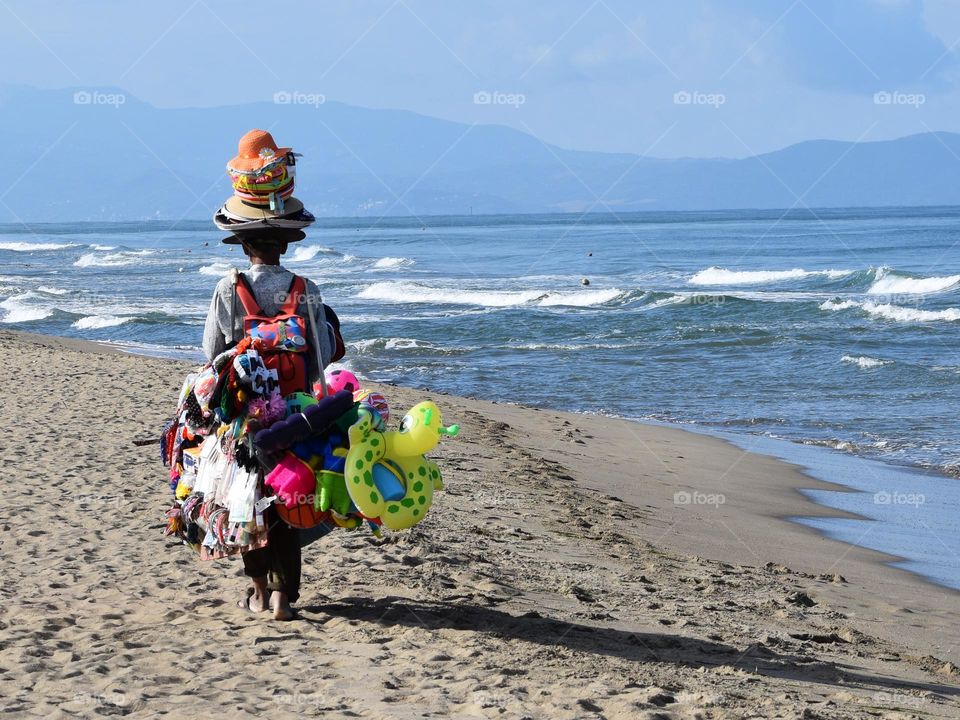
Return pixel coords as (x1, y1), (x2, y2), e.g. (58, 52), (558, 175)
(712, 429), (960, 591)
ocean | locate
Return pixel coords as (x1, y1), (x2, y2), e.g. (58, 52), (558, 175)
(2, 207), (959, 586)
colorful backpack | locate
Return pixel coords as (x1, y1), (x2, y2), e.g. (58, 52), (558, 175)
(234, 273), (309, 396)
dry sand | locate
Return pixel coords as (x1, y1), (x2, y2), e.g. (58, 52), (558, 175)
(1, 328), (959, 719)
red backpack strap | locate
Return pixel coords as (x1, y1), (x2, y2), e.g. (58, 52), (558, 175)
(234, 273), (263, 316)
(280, 276), (306, 315)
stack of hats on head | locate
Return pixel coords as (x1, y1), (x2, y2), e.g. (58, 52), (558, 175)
(214, 129), (316, 244)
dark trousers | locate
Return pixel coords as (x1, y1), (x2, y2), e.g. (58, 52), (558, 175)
(241, 509), (301, 603)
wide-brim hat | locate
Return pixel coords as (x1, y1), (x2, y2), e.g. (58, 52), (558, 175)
(222, 228), (307, 245)
(224, 194), (304, 220)
(227, 129), (292, 174)
(213, 196), (316, 232)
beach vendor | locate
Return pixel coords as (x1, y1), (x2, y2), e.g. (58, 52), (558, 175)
(160, 129), (456, 623)
(205, 130), (340, 620)
(202, 229), (339, 620)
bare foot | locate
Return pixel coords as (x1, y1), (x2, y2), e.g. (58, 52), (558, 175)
(237, 587), (268, 614)
(270, 590), (295, 621)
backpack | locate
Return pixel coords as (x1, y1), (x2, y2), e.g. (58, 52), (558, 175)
(234, 273), (309, 397)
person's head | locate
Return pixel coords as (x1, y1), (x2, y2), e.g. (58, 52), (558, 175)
(241, 237), (287, 265)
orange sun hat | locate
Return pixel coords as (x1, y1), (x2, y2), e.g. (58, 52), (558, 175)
(227, 129), (292, 174)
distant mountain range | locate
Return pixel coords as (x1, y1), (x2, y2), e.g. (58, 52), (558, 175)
(2, 84), (960, 221)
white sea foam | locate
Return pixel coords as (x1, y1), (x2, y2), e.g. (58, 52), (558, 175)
(74, 250), (155, 268)
(289, 245), (322, 262)
(198, 262), (233, 277)
(357, 281), (621, 308)
(538, 288), (622, 306)
(868, 268), (960, 295)
(359, 282), (542, 307)
(0, 293), (52, 323)
(373, 256), (415, 269)
(689, 266), (852, 286)
(37, 286), (68, 295)
(821, 299), (960, 322)
(73, 314), (132, 330)
(841, 354), (893, 369)
(0, 241), (78, 252)
(289, 245), (342, 262)
(91, 244), (116, 251)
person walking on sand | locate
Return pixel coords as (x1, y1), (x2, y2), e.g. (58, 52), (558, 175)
(203, 229), (341, 620)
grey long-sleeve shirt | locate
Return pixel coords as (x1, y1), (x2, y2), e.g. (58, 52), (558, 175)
(202, 263), (334, 383)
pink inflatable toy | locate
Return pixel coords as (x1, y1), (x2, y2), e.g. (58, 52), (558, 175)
(264, 453), (316, 508)
(319, 369), (361, 399)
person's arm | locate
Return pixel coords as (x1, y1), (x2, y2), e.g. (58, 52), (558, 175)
(302, 280), (335, 382)
(202, 279), (229, 361)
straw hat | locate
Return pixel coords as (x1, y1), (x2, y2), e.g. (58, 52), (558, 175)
(213, 195), (316, 231)
(227, 129), (292, 174)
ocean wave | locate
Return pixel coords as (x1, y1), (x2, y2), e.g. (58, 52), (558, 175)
(0, 241), (79, 252)
(289, 245), (343, 262)
(509, 341), (627, 351)
(373, 256), (416, 269)
(198, 262), (232, 277)
(841, 354), (893, 369)
(867, 268), (960, 295)
(349, 337), (473, 355)
(37, 285), (68, 295)
(689, 266), (852, 286)
(357, 281), (623, 308)
(90, 244), (116, 251)
(0, 293), (53, 323)
(74, 250), (155, 268)
(821, 299), (960, 322)
(72, 314), (134, 330)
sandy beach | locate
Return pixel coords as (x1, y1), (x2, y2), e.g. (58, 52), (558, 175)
(2, 328), (959, 719)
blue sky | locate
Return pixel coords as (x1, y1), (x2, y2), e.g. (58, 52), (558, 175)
(2, 0), (960, 157)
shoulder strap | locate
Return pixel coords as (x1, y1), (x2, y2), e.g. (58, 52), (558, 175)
(234, 273), (263, 317)
(280, 276), (306, 315)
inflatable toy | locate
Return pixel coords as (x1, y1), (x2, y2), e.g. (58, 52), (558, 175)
(345, 401), (459, 530)
(323, 368), (360, 397)
(315, 470), (353, 515)
(253, 390), (353, 455)
(355, 389), (390, 426)
(264, 453), (315, 508)
(276, 502), (330, 530)
(284, 392), (317, 416)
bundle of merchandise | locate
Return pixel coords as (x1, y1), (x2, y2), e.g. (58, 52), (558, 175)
(160, 362), (459, 559)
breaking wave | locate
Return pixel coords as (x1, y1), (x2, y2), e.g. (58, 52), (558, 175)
(689, 266), (853, 286)
(357, 281), (624, 308)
